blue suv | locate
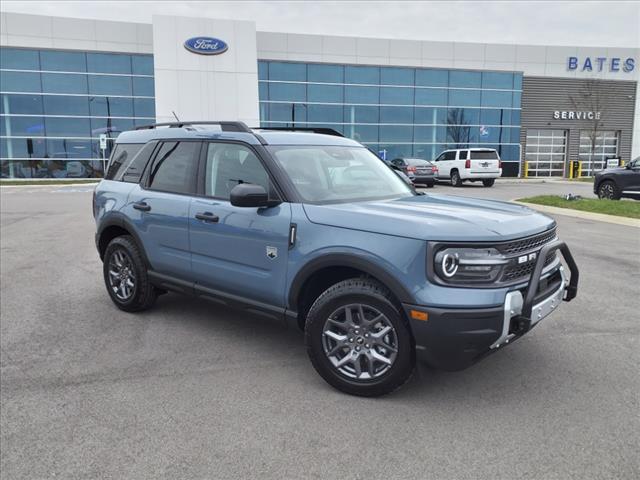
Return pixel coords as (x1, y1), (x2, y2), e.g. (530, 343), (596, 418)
(94, 121), (579, 396)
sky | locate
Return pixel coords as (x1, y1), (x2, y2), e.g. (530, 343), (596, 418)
(2, 0), (639, 48)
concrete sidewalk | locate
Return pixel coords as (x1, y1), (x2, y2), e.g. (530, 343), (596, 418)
(514, 200), (640, 228)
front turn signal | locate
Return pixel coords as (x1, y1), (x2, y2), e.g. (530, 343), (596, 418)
(410, 310), (429, 321)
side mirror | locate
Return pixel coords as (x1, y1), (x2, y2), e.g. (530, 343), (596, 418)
(230, 183), (271, 208)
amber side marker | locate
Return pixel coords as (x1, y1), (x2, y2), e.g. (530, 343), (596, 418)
(410, 310), (429, 321)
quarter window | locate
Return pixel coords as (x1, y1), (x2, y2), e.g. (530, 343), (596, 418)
(105, 143), (145, 181)
(147, 141), (200, 194)
(204, 143), (270, 199)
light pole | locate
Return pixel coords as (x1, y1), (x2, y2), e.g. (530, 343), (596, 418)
(89, 96), (112, 177)
(291, 103), (307, 128)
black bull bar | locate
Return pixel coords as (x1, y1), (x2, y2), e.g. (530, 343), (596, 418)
(515, 239), (579, 332)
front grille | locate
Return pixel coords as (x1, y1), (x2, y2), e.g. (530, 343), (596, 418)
(501, 252), (557, 282)
(498, 228), (557, 255)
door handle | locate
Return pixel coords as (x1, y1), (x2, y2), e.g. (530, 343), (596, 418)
(195, 212), (219, 223)
(133, 201), (151, 212)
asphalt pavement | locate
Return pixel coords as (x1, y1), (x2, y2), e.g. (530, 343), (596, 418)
(1, 181), (638, 479)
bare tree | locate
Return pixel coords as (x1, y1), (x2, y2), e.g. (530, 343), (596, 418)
(569, 79), (613, 169)
(446, 108), (471, 148)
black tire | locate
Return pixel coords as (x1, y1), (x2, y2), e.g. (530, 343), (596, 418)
(103, 235), (157, 312)
(482, 178), (495, 187)
(450, 170), (462, 187)
(305, 278), (415, 397)
(597, 180), (621, 200)
(426, 181), (435, 188)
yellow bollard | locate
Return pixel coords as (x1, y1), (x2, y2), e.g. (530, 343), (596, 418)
(523, 161), (528, 178)
(569, 161), (574, 179)
(577, 161), (582, 178)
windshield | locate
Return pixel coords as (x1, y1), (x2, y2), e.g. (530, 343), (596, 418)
(406, 159), (431, 166)
(268, 145), (414, 204)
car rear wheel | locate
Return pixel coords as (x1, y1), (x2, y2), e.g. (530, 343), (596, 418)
(450, 170), (462, 187)
(482, 178), (495, 187)
(305, 278), (415, 397)
(597, 180), (621, 200)
(103, 235), (158, 312)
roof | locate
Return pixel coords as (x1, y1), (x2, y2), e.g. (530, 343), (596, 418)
(441, 147), (498, 152)
(254, 129), (361, 146)
(395, 157), (434, 163)
(116, 123), (362, 147)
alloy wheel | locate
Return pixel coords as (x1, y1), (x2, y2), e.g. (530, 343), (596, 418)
(599, 183), (615, 199)
(107, 249), (136, 301)
(322, 303), (398, 380)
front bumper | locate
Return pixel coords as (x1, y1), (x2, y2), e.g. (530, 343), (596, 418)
(403, 240), (579, 371)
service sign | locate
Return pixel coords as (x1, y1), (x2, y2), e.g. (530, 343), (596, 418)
(184, 37), (228, 55)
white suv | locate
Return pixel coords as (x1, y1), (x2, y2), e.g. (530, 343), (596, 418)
(434, 148), (502, 187)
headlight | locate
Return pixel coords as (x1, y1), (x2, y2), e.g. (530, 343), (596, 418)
(434, 247), (508, 284)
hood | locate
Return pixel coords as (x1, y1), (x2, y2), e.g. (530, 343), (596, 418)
(303, 194), (555, 242)
(596, 167), (626, 175)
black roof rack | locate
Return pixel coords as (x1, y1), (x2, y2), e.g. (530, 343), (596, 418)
(254, 127), (344, 138)
(135, 121), (251, 132)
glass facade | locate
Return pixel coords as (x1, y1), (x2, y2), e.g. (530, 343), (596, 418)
(258, 61), (522, 162)
(1, 47), (155, 178)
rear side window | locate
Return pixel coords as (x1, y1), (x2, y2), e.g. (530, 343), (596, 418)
(458, 150), (468, 160)
(104, 143), (144, 180)
(470, 150), (499, 160)
(122, 142), (157, 183)
(147, 141), (200, 195)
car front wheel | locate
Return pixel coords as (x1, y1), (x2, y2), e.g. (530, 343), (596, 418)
(597, 180), (621, 200)
(305, 278), (415, 397)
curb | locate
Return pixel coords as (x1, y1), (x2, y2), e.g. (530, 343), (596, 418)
(513, 201), (640, 228)
(497, 179), (593, 186)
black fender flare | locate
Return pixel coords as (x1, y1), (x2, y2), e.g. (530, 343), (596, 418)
(287, 253), (414, 311)
(96, 213), (152, 268)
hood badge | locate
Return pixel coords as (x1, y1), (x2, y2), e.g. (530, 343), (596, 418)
(266, 246), (278, 259)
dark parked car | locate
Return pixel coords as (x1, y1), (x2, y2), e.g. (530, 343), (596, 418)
(390, 158), (437, 187)
(594, 156), (640, 200)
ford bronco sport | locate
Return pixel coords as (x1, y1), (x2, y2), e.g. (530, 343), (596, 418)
(94, 121), (579, 397)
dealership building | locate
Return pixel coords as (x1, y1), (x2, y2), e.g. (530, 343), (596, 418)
(1, 12), (638, 178)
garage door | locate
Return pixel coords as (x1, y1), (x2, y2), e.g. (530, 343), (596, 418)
(525, 129), (567, 177)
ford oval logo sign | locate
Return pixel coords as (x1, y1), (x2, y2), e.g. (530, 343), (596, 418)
(184, 37), (228, 55)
